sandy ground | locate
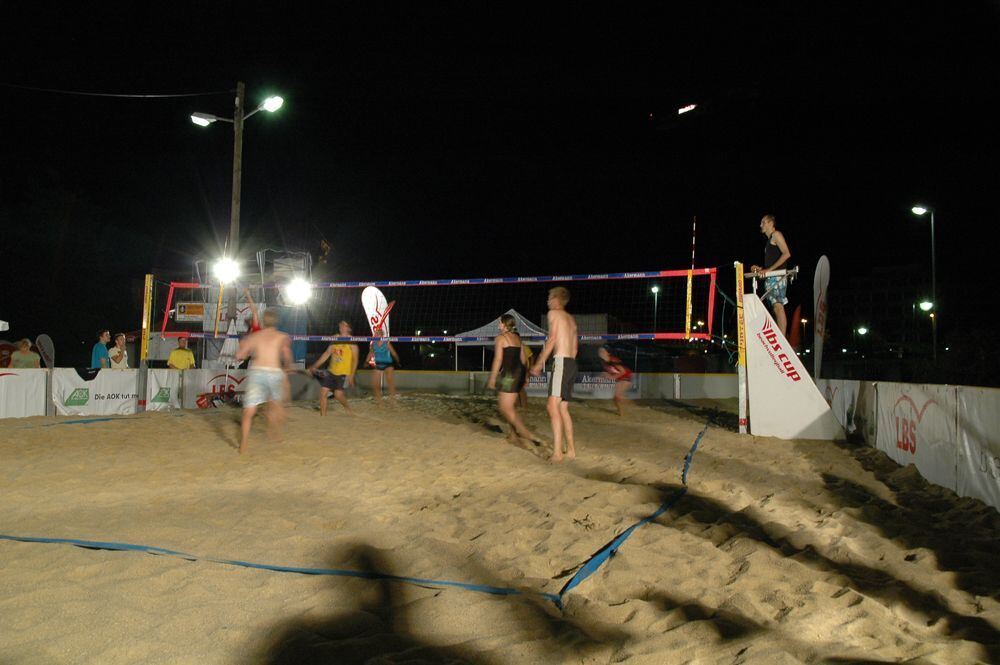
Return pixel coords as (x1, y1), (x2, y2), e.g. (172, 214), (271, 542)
(1, 394), (997, 664)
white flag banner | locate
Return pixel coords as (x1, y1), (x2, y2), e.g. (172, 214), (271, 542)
(0, 368), (47, 418)
(956, 387), (1000, 512)
(743, 294), (842, 440)
(146, 369), (182, 412)
(813, 255), (830, 378)
(361, 286), (393, 336)
(53, 368), (138, 416)
(875, 382), (957, 491)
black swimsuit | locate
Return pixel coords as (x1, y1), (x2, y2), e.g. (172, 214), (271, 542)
(497, 345), (525, 394)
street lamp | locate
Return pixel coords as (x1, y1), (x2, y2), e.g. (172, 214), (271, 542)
(650, 285), (660, 331)
(856, 326), (868, 336)
(191, 82), (284, 257)
(911, 205), (937, 361)
(800, 318), (808, 344)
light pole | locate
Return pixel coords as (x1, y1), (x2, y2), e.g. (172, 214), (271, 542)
(192, 82), (284, 258)
(651, 286), (660, 331)
(911, 205), (937, 362)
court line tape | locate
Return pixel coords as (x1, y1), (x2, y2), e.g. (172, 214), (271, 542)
(1, 419), (708, 611)
(557, 419), (709, 601)
(0, 534), (561, 606)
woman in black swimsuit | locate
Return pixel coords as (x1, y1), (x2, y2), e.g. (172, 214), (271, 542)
(487, 314), (538, 444)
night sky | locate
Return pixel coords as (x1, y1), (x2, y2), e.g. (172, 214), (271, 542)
(2, 4), (998, 363)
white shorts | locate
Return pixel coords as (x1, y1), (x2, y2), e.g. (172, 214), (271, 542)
(243, 368), (286, 407)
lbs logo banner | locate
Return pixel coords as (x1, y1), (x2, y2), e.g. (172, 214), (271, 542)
(755, 319), (801, 382)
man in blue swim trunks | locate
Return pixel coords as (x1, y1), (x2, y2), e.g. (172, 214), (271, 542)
(234, 309), (293, 455)
(751, 214), (792, 337)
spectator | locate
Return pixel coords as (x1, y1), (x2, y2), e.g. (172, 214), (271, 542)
(11, 338), (41, 368)
(109, 333), (129, 369)
(91, 330), (111, 369)
(167, 336), (197, 370)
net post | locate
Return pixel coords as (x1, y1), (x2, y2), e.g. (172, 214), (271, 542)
(706, 268), (717, 335)
(140, 274), (153, 362)
(685, 269), (693, 339)
(735, 262), (748, 434)
(213, 284), (225, 338)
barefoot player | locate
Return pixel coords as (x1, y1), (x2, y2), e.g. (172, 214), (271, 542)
(235, 310), (293, 454)
(530, 287), (578, 463)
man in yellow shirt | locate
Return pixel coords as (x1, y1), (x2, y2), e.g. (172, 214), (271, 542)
(167, 337), (197, 370)
(308, 320), (359, 415)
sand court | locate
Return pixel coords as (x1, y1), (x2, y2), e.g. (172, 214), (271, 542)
(1, 395), (998, 664)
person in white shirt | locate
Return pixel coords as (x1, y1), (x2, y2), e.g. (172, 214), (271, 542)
(109, 333), (129, 369)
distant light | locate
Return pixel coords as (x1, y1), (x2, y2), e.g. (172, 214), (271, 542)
(651, 286), (660, 294)
(842, 348), (847, 353)
(677, 103), (697, 115)
(262, 96), (284, 112)
(801, 318), (808, 324)
(945, 346), (950, 351)
(191, 112), (216, 127)
(213, 257), (240, 283)
(929, 312), (935, 319)
(696, 320), (705, 327)
(283, 278), (312, 305)
(911, 206), (929, 216)
(919, 301), (934, 312)
(429, 353), (435, 358)
(857, 327), (868, 336)
(416, 329), (422, 335)
(443, 330), (448, 334)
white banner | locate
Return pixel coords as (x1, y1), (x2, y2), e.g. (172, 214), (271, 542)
(53, 368), (138, 416)
(813, 255), (830, 377)
(875, 382), (957, 491)
(146, 369), (182, 411)
(525, 371), (641, 400)
(180, 368), (248, 409)
(855, 381), (878, 447)
(743, 294), (841, 440)
(816, 379), (861, 435)
(956, 387), (1000, 510)
(0, 369), (47, 418)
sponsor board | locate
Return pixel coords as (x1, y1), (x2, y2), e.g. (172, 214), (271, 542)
(0, 368), (47, 418)
(525, 371), (640, 399)
(146, 369), (181, 411)
(875, 382), (956, 490)
(53, 368), (139, 416)
(742, 294), (841, 440)
(956, 386), (1000, 510)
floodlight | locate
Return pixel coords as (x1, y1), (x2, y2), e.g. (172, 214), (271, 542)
(213, 257), (240, 283)
(677, 103), (697, 115)
(191, 112), (217, 127)
(262, 96), (284, 112)
(919, 301), (933, 312)
(283, 277), (312, 305)
(911, 206), (928, 216)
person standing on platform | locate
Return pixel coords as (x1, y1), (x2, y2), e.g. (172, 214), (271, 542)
(751, 214), (792, 337)
(308, 320), (359, 415)
(91, 330), (111, 369)
(167, 336), (197, 370)
(530, 286), (579, 463)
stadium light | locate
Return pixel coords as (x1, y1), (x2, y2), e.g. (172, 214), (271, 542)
(191, 82), (284, 258)
(283, 277), (312, 306)
(213, 257), (240, 283)
(919, 301), (934, 312)
(911, 204), (937, 362)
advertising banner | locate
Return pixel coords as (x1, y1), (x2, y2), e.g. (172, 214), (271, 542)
(180, 369), (248, 409)
(53, 368), (138, 416)
(875, 382), (957, 491)
(855, 382), (878, 446)
(816, 379), (861, 435)
(0, 369), (47, 418)
(146, 369), (182, 411)
(525, 372), (641, 400)
(743, 294), (841, 439)
(813, 255), (830, 377)
(956, 387), (1000, 511)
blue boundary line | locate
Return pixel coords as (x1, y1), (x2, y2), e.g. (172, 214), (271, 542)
(556, 420), (709, 602)
(1, 420), (708, 611)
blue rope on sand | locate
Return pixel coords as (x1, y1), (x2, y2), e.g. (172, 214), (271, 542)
(2, 419), (708, 611)
(0, 534), (561, 606)
(557, 419), (709, 602)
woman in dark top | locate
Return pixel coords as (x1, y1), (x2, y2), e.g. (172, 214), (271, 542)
(487, 314), (539, 445)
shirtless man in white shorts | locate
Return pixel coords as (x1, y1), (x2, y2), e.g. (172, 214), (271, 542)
(235, 309), (293, 454)
(530, 286), (579, 463)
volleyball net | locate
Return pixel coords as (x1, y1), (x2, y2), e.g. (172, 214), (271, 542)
(153, 267), (718, 347)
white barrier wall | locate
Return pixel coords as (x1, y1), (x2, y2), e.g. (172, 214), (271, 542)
(0, 369), (47, 418)
(52, 369), (138, 416)
(875, 382), (958, 492)
(181, 369), (248, 409)
(146, 369), (182, 411)
(957, 387), (1000, 510)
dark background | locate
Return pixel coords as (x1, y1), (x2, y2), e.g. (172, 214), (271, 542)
(2, 3), (997, 376)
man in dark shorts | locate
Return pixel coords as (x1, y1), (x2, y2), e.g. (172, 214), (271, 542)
(308, 321), (359, 415)
(530, 286), (579, 463)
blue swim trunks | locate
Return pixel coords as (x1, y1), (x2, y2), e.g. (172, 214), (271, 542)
(243, 368), (286, 407)
(763, 276), (789, 306)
